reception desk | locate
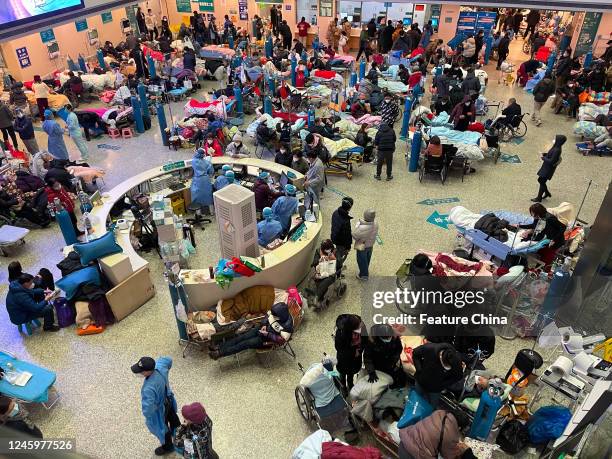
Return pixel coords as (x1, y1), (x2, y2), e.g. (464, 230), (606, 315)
(89, 157), (320, 313)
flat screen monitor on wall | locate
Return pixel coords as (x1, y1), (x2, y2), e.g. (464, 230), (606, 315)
(0, 0), (85, 31)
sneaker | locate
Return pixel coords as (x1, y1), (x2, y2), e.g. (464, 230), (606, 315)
(535, 120), (542, 126)
(356, 275), (368, 281)
(374, 175), (381, 180)
(43, 325), (60, 332)
(386, 175), (393, 181)
(154, 446), (172, 456)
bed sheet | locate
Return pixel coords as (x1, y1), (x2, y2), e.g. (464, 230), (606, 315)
(26, 93), (70, 111)
(379, 79), (408, 94)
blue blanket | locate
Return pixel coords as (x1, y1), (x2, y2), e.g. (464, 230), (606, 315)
(428, 126), (481, 145)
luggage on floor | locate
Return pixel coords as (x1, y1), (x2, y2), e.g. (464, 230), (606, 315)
(54, 297), (75, 328)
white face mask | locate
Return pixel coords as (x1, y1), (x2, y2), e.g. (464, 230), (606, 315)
(380, 337), (392, 343)
(293, 157), (299, 162)
(207, 139), (213, 145)
(234, 141), (241, 146)
(280, 149), (286, 154)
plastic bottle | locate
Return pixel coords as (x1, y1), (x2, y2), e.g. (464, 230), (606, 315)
(83, 212), (92, 231)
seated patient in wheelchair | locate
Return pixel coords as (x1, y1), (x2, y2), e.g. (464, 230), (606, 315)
(208, 302), (293, 359)
(309, 239), (345, 309)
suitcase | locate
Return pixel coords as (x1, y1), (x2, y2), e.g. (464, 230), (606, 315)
(56, 209), (78, 245)
(54, 298), (75, 328)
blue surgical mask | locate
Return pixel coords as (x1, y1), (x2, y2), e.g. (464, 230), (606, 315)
(8, 403), (19, 418)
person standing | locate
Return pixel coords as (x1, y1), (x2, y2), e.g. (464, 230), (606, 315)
(132, 356), (180, 456)
(190, 148), (215, 214)
(367, 18), (377, 50)
(32, 76), (53, 121)
(279, 20), (292, 50)
(136, 7), (148, 38)
(252, 15), (263, 41)
(64, 104), (89, 161)
(524, 10), (540, 39)
(270, 5), (279, 36)
(42, 110), (69, 161)
(474, 29), (485, 63)
(353, 209), (378, 280)
(374, 121), (396, 181)
(174, 402), (218, 459)
(297, 17), (310, 47)
(331, 196), (353, 263)
(532, 135), (565, 202)
(379, 92), (400, 126)
(327, 18), (340, 50)
(356, 25), (370, 61)
(0, 100), (19, 150)
(145, 9), (158, 41)
(496, 32), (511, 70)
(381, 20), (395, 54)
(531, 76), (555, 126)
(334, 314), (367, 391)
(512, 10), (523, 37)
(13, 109), (39, 155)
(304, 150), (325, 204)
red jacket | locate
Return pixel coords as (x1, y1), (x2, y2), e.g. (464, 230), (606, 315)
(46, 186), (75, 213)
(203, 139), (223, 157)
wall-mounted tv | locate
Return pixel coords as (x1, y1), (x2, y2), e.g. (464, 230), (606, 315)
(0, 0), (85, 31)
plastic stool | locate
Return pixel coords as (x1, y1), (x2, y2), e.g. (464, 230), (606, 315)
(121, 128), (134, 139)
(18, 319), (42, 335)
(108, 128), (121, 139)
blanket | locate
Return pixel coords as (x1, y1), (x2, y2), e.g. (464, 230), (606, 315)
(321, 137), (362, 158)
(381, 65), (400, 81)
(199, 46), (236, 59)
(346, 114), (382, 126)
(218, 285), (276, 323)
(142, 45), (164, 62)
(378, 79), (409, 94)
(524, 69), (546, 92)
(58, 71), (116, 91)
(184, 97), (230, 118)
(428, 127), (481, 146)
(578, 102), (611, 121)
(246, 113), (306, 137)
(573, 121), (608, 140)
(26, 92), (70, 111)
(430, 111), (453, 127)
(335, 119), (378, 141)
(67, 166), (105, 184)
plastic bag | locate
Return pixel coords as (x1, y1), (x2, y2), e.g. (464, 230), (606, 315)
(227, 257), (255, 277)
(527, 406), (571, 444)
(175, 302), (188, 322)
(397, 389), (434, 429)
(496, 420), (529, 454)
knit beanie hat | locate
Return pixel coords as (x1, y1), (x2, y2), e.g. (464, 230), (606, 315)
(363, 209), (376, 222)
(181, 402), (206, 424)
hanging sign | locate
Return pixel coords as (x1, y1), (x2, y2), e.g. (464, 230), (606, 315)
(40, 29), (56, 43)
(16, 47), (31, 69)
(238, 0), (248, 20)
(75, 19), (89, 32)
(575, 12), (602, 57)
(176, 0), (191, 13)
(101, 12), (113, 24)
(198, 0), (214, 12)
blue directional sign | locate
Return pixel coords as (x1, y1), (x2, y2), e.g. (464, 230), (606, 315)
(426, 210), (450, 230)
(418, 197), (460, 206)
(500, 154), (521, 164)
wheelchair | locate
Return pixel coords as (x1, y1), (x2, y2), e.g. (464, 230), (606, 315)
(302, 252), (348, 311)
(418, 152), (447, 184)
(295, 360), (360, 439)
(490, 113), (528, 143)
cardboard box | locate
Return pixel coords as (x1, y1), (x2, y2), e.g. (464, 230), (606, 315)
(99, 252), (133, 286)
(157, 223), (178, 243)
(106, 267), (155, 321)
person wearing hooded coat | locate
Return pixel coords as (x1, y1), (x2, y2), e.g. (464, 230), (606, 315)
(461, 68), (481, 96)
(364, 324), (404, 387)
(209, 303), (293, 358)
(532, 135), (565, 202)
(224, 132), (250, 158)
(131, 356), (180, 456)
(13, 109), (39, 155)
(374, 122), (397, 180)
(450, 96), (475, 131)
(271, 184), (298, 232)
(174, 402), (218, 459)
(334, 314), (367, 390)
(42, 110), (69, 161)
(353, 209), (378, 280)
(190, 148), (214, 213)
(381, 20), (395, 53)
(257, 207), (283, 246)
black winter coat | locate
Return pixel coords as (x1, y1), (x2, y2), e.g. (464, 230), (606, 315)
(331, 207), (352, 249)
(461, 74), (481, 95)
(413, 342), (464, 393)
(335, 316), (367, 374)
(475, 213), (509, 242)
(537, 135), (565, 180)
(533, 79), (555, 103)
(374, 123), (396, 151)
(364, 337), (402, 375)
(519, 212), (567, 249)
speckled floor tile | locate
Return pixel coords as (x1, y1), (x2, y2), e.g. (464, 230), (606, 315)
(0, 36), (610, 459)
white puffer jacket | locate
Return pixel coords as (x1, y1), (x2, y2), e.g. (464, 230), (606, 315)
(352, 219), (378, 249)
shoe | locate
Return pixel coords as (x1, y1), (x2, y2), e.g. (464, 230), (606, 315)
(386, 175), (393, 181)
(374, 175), (381, 180)
(208, 350), (220, 360)
(531, 197), (542, 202)
(543, 192), (552, 199)
(356, 275), (368, 281)
(154, 446), (172, 456)
(208, 343), (219, 351)
(43, 325), (60, 332)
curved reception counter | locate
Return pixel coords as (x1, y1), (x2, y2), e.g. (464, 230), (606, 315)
(89, 157), (321, 313)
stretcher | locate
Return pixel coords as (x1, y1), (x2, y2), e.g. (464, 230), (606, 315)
(199, 46), (236, 60)
(0, 350), (60, 409)
(321, 137), (364, 180)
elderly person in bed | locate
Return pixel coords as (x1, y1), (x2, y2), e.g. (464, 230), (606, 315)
(208, 303), (293, 359)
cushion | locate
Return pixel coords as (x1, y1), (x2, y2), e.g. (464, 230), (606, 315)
(56, 266), (102, 300)
(73, 231), (122, 265)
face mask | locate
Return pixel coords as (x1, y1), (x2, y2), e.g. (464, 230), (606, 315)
(234, 141), (241, 146)
(280, 149), (286, 154)
(17, 113), (24, 118)
(465, 103), (470, 106)
(207, 139), (213, 145)
(8, 403), (19, 418)
(380, 337), (392, 343)
(384, 99), (391, 103)
(53, 185), (61, 191)
(293, 157), (299, 162)
(323, 249), (332, 256)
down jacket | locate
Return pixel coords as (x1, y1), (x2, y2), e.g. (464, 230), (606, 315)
(474, 213), (509, 242)
(352, 219), (378, 249)
(374, 123), (397, 151)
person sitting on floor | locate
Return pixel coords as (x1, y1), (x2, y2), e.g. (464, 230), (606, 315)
(0, 395), (43, 438)
(208, 302), (293, 359)
(6, 274), (59, 332)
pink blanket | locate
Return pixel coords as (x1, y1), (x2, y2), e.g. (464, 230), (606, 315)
(142, 45), (165, 62)
(184, 97), (231, 117)
(67, 166), (105, 184)
(201, 46), (236, 57)
(347, 114), (381, 126)
(332, 55), (356, 63)
(84, 107), (109, 118)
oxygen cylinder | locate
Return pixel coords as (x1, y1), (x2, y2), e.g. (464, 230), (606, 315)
(408, 129), (422, 172)
(359, 59), (366, 80)
(96, 49), (106, 71)
(56, 208), (78, 245)
(157, 103), (169, 146)
(77, 54), (87, 73)
(307, 106), (315, 128)
(469, 384), (504, 440)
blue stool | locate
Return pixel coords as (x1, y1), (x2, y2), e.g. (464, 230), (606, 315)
(17, 319), (41, 335)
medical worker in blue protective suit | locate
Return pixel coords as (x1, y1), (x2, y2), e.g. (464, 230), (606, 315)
(190, 148), (214, 211)
(214, 164), (232, 190)
(225, 170), (235, 185)
(271, 184), (298, 232)
(258, 207), (283, 246)
(64, 104), (89, 161)
(42, 110), (69, 160)
(131, 356), (180, 456)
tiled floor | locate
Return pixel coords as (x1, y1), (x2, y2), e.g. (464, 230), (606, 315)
(0, 37), (609, 459)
